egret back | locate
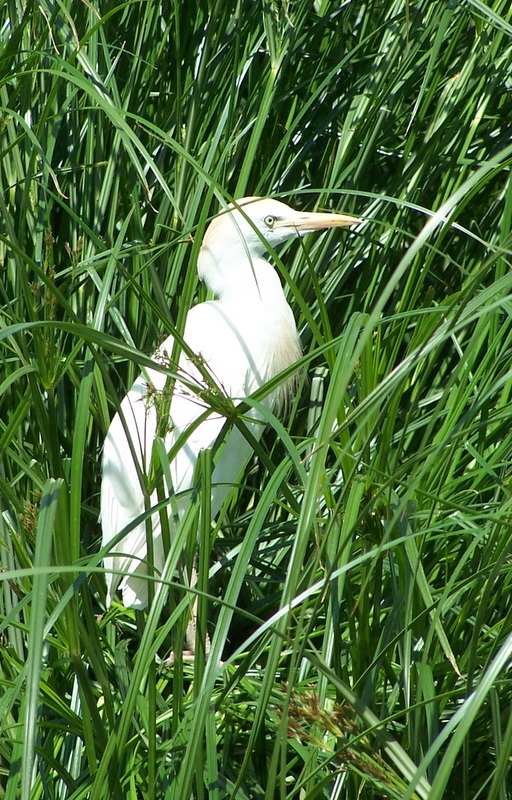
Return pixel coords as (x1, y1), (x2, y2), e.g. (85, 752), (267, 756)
(101, 295), (300, 608)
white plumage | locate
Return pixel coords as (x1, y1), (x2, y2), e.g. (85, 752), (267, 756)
(101, 197), (359, 609)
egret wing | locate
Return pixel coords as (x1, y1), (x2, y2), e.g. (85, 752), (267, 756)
(101, 301), (260, 607)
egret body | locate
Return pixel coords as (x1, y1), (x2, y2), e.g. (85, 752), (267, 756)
(101, 197), (359, 609)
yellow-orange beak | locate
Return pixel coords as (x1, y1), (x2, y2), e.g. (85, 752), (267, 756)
(276, 210), (362, 233)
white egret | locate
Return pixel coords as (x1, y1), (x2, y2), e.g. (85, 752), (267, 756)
(101, 197), (359, 612)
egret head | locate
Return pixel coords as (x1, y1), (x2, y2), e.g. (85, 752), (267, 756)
(198, 196), (360, 297)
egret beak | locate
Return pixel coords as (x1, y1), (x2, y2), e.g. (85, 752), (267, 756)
(276, 211), (362, 233)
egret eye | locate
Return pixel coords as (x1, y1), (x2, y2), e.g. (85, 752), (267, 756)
(264, 215), (276, 228)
